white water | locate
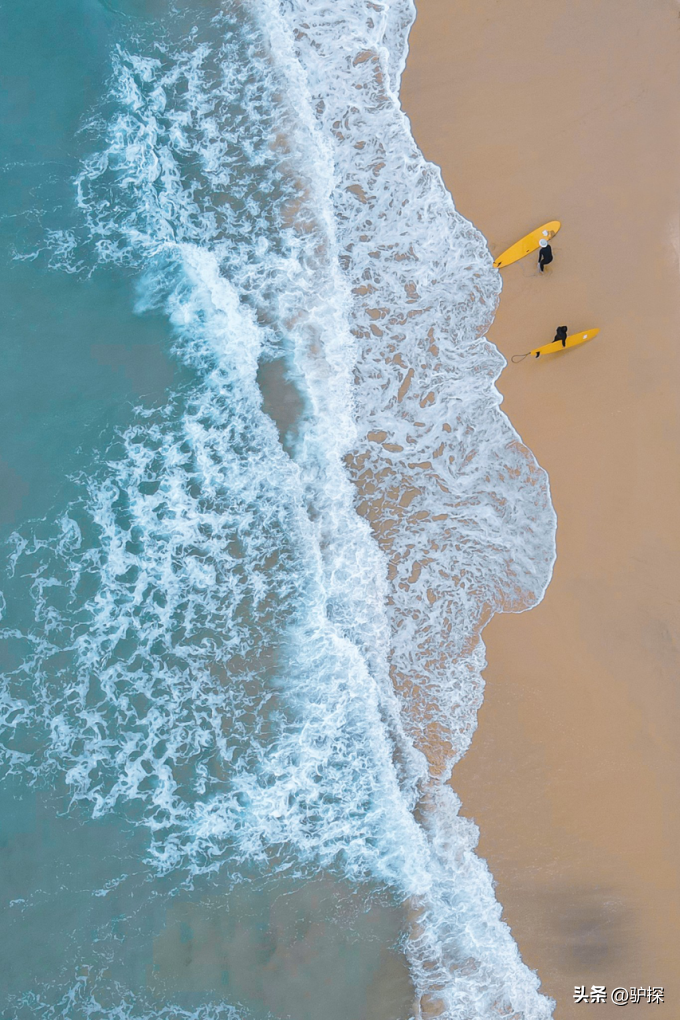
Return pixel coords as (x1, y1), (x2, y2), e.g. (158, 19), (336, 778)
(264, 2), (557, 1014)
(0, 2), (557, 1016)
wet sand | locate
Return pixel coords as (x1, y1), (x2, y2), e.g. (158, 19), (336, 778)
(401, 0), (680, 1015)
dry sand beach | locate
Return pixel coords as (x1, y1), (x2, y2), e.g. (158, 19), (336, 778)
(402, 0), (680, 1015)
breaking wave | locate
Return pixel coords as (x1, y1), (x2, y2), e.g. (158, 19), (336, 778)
(1, 1), (556, 1016)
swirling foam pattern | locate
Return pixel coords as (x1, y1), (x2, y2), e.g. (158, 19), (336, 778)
(0, 2), (556, 1016)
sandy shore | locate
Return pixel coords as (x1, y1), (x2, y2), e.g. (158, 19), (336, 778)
(401, 0), (680, 1015)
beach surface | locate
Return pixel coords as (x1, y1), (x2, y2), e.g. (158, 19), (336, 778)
(402, 0), (680, 1015)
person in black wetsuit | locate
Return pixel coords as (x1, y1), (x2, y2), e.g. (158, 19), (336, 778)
(538, 238), (553, 272)
(554, 325), (568, 346)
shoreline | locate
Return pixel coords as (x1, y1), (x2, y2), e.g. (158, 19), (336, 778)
(401, 0), (680, 1015)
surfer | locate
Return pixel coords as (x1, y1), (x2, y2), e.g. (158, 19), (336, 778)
(554, 325), (568, 346)
(538, 238), (553, 272)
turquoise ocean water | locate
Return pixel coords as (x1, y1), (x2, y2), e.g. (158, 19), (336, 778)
(0, 1), (557, 1017)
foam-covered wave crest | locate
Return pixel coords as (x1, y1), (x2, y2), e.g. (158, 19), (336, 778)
(0, 2), (556, 1017)
(266, 0), (557, 1014)
(274, 0), (555, 772)
(1, 15), (421, 888)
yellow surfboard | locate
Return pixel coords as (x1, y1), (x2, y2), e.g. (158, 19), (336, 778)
(530, 328), (600, 358)
(493, 221), (561, 269)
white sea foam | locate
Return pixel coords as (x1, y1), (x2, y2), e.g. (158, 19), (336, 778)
(262, 1), (556, 1014)
(9, 983), (243, 1020)
(0, 2), (556, 1017)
